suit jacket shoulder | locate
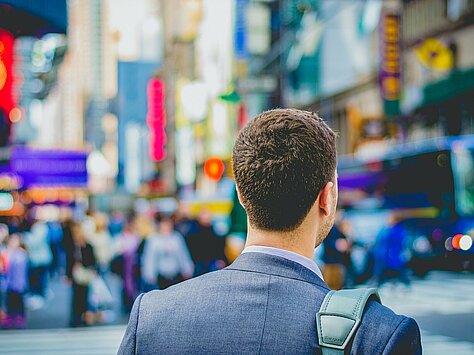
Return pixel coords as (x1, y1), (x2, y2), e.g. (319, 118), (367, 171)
(119, 292), (144, 355)
(353, 300), (421, 354)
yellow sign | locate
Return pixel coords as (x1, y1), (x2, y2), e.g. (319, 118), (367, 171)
(380, 13), (401, 102)
(415, 38), (454, 71)
(0, 41), (6, 90)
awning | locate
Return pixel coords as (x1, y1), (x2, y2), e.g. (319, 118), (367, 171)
(421, 67), (474, 107)
(0, 0), (67, 36)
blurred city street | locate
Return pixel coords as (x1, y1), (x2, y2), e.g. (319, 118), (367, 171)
(1, 0), (474, 353)
(23, 275), (127, 329)
(0, 275), (126, 354)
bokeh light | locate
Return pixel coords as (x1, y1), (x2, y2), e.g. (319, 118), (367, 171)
(452, 234), (463, 249)
(9, 107), (22, 123)
(460, 235), (473, 251)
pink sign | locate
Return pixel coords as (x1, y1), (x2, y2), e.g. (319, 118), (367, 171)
(146, 78), (167, 161)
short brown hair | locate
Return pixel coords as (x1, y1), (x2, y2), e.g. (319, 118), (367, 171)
(232, 108), (337, 231)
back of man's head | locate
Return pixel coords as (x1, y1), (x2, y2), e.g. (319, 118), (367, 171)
(232, 108), (337, 232)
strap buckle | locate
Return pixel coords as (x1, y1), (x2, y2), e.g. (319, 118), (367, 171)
(316, 311), (361, 350)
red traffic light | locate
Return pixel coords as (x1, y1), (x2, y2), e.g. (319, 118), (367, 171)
(204, 157), (225, 181)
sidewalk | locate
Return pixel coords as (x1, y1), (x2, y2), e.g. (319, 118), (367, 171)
(379, 271), (474, 354)
(24, 273), (128, 329)
(0, 325), (126, 355)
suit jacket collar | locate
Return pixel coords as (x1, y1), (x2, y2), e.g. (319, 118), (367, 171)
(227, 252), (329, 290)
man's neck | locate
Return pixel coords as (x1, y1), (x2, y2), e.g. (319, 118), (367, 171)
(245, 226), (316, 260)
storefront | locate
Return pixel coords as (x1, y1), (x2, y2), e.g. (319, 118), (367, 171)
(0, 147), (88, 216)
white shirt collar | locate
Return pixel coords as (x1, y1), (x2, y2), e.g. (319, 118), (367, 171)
(242, 245), (324, 281)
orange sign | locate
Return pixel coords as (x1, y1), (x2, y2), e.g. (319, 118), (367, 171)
(204, 157), (225, 181)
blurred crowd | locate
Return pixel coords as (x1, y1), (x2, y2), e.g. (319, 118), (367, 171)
(0, 205), (231, 329)
(0, 201), (418, 330)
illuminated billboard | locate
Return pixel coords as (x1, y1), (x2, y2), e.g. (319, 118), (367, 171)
(147, 78), (167, 162)
(0, 29), (15, 117)
(379, 12), (401, 116)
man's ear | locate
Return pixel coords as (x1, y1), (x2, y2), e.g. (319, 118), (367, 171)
(236, 187), (246, 210)
(318, 181), (334, 217)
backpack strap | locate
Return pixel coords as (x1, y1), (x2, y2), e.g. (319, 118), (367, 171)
(316, 288), (381, 355)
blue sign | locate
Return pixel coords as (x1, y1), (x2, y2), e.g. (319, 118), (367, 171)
(117, 61), (158, 186)
(0, 146), (88, 189)
(235, 0), (249, 60)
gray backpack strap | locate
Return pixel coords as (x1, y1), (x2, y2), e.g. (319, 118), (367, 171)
(316, 288), (381, 355)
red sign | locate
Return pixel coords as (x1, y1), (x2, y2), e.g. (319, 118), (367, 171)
(238, 102), (249, 130)
(204, 157), (225, 181)
(0, 29), (15, 116)
(147, 78), (167, 161)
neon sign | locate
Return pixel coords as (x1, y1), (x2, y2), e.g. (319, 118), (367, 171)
(146, 78), (167, 162)
(379, 13), (401, 102)
(0, 29), (15, 116)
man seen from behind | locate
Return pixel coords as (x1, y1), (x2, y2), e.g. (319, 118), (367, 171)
(119, 108), (421, 354)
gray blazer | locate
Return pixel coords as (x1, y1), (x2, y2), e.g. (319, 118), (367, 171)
(118, 252), (421, 354)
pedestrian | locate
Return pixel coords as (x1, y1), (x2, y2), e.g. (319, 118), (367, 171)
(115, 216), (140, 313)
(185, 209), (227, 276)
(108, 210), (126, 237)
(321, 213), (354, 289)
(321, 224), (348, 290)
(46, 219), (64, 278)
(174, 203), (198, 238)
(67, 222), (97, 327)
(61, 217), (75, 285)
(1, 234), (28, 329)
(141, 214), (194, 290)
(86, 213), (113, 275)
(119, 109), (421, 354)
(23, 220), (53, 307)
(374, 212), (411, 287)
(0, 224), (9, 323)
(133, 213), (154, 293)
(80, 213), (113, 324)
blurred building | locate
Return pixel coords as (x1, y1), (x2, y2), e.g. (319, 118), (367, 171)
(110, 0), (163, 197)
(64, 0), (118, 193)
(0, 0), (91, 214)
(2, 0), (118, 184)
(0, 0), (68, 146)
(116, 61), (156, 193)
(236, 0), (474, 157)
(232, 0), (372, 154)
(402, 0), (474, 140)
(233, 0), (278, 117)
(160, 0), (237, 202)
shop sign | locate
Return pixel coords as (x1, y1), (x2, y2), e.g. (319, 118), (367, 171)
(415, 38), (454, 72)
(237, 76), (277, 92)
